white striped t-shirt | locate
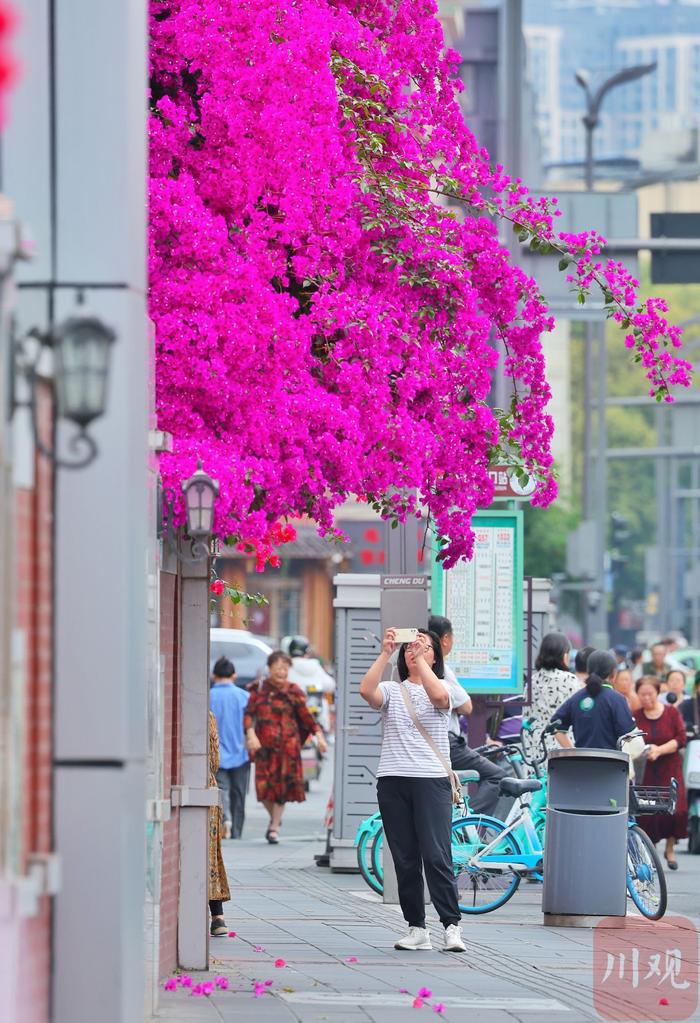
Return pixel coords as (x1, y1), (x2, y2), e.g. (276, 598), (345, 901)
(376, 680), (453, 778)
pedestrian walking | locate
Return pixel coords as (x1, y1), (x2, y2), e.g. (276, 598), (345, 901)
(679, 671), (700, 732)
(659, 668), (687, 705)
(208, 711), (231, 936)
(613, 644), (629, 671)
(359, 628), (466, 953)
(210, 656), (250, 839)
(574, 645), (596, 687)
(613, 666), (641, 713)
(641, 642), (670, 681)
(629, 647), (644, 681)
(551, 650), (635, 751)
(429, 614), (507, 815)
(633, 676), (688, 869)
(244, 651), (327, 843)
(522, 632), (579, 765)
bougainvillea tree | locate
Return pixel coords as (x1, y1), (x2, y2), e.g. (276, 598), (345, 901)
(149, 0), (691, 568)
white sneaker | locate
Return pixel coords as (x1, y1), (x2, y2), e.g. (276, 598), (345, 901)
(394, 926), (432, 950)
(443, 924), (466, 952)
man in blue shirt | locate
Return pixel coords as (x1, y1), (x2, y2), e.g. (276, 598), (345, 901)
(210, 657), (250, 838)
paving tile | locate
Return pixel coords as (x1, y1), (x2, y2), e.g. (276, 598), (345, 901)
(149, 768), (700, 1023)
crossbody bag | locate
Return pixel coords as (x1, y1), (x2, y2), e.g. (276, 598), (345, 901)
(398, 683), (464, 809)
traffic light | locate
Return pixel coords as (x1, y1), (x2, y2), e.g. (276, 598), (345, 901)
(611, 512), (631, 547)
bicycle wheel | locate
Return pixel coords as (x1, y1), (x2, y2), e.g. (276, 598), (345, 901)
(451, 816), (522, 915)
(356, 826), (383, 895)
(626, 824), (667, 920)
(370, 825), (385, 888)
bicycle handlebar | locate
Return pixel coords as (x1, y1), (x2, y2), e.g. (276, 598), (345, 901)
(519, 718), (558, 770)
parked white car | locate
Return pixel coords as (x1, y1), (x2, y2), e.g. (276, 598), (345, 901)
(209, 628), (272, 688)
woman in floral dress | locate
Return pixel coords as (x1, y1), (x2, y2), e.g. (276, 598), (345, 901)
(245, 651), (327, 843)
(522, 632), (580, 766)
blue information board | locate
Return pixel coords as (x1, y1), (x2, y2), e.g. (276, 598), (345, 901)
(431, 510), (524, 695)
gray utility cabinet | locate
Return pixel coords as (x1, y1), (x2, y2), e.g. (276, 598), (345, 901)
(542, 749), (629, 920)
(330, 574), (429, 870)
(331, 574), (381, 871)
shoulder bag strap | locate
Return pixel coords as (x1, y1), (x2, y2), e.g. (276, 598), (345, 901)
(398, 683), (463, 805)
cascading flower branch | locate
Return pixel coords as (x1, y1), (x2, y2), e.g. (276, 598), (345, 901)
(149, 0), (692, 569)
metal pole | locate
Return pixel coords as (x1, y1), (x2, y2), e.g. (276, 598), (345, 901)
(692, 460), (700, 645)
(593, 320), (608, 647)
(582, 321), (594, 640)
(655, 408), (668, 635)
(582, 322), (593, 518)
(584, 120), (594, 191)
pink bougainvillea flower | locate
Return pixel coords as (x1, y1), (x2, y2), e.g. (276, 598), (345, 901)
(191, 984), (204, 997)
(412, 996), (424, 1008)
(399, 988), (410, 994)
(201, 982), (214, 996)
(227, 931), (237, 938)
(253, 981), (266, 998)
(345, 956), (358, 963)
(433, 1004), (446, 1015)
(274, 958), (286, 968)
(215, 976), (229, 990)
(659, 998), (669, 1006)
(149, 0), (690, 574)
(254, 945), (265, 952)
(264, 979), (274, 987)
(210, 579), (225, 595)
(163, 978), (177, 991)
(179, 975), (192, 988)
(417, 988), (432, 999)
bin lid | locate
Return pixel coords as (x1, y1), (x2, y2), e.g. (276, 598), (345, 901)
(548, 748), (628, 764)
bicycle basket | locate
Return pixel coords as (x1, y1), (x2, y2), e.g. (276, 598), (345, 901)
(630, 781), (678, 816)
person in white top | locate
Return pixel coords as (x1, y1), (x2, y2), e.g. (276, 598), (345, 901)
(359, 628), (466, 954)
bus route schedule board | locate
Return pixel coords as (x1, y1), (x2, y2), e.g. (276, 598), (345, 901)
(431, 510), (524, 694)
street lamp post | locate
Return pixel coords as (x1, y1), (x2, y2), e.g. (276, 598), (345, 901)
(575, 62), (656, 644)
(575, 63), (656, 191)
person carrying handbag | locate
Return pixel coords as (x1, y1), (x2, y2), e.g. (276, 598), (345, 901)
(359, 628), (466, 953)
(245, 650), (327, 843)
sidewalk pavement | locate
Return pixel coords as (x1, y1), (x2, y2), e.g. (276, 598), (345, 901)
(153, 763), (700, 1023)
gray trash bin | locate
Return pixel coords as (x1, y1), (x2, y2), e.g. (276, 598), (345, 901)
(542, 749), (629, 920)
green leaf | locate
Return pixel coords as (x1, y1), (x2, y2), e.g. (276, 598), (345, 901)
(558, 257), (570, 271)
(577, 292), (586, 305)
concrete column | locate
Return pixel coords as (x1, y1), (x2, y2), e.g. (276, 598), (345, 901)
(4, 2), (150, 1020)
(176, 547), (211, 970)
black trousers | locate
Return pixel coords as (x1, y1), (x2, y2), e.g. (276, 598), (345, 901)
(216, 762), (250, 838)
(448, 734), (508, 816)
(377, 776), (461, 928)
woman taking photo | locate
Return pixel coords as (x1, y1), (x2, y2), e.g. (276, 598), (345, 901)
(633, 676), (688, 870)
(523, 632), (579, 763)
(552, 650), (635, 751)
(245, 651), (327, 843)
(359, 628), (465, 953)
